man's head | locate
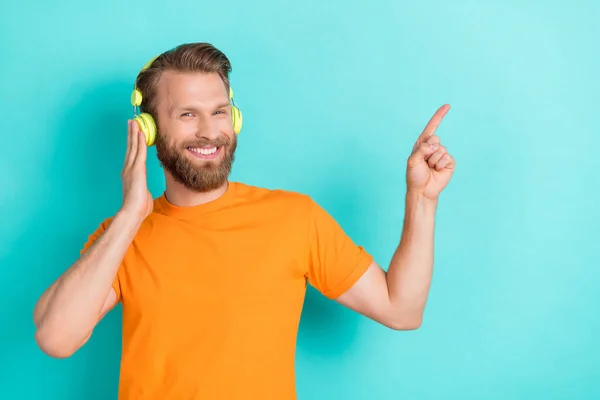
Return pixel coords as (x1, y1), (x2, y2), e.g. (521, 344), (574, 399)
(135, 43), (237, 192)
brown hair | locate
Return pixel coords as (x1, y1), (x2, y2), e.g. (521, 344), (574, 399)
(135, 42), (232, 118)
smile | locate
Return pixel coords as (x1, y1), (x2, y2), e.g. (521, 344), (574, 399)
(186, 146), (222, 160)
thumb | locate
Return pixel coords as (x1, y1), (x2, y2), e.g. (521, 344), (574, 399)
(408, 142), (438, 168)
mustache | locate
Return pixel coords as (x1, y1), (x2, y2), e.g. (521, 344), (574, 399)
(183, 137), (231, 148)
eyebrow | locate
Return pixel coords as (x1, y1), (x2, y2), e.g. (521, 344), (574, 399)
(214, 102), (232, 109)
(171, 102), (231, 113)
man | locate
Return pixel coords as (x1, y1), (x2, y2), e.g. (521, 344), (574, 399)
(33, 42), (455, 399)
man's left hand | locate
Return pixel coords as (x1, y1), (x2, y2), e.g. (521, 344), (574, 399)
(406, 104), (456, 200)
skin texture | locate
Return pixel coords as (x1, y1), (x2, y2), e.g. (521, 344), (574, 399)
(33, 72), (237, 358)
(336, 105), (455, 329)
(33, 70), (455, 359)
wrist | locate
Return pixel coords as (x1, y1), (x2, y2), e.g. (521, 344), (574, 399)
(406, 190), (439, 210)
(115, 208), (146, 228)
(399, 190), (437, 245)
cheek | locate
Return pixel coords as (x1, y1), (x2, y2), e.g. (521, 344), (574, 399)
(218, 118), (235, 137)
(160, 119), (197, 144)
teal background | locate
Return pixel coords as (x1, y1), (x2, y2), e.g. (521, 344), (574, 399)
(1, 0), (599, 398)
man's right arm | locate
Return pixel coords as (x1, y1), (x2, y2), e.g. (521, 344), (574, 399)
(33, 211), (143, 358)
(34, 119), (152, 358)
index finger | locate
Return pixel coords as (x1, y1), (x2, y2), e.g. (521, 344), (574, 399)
(124, 119), (135, 169)
(133, 121), (148, 167)
(416, 104), (450, 144)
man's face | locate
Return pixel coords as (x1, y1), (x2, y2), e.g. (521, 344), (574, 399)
(154, 71), (237, 192)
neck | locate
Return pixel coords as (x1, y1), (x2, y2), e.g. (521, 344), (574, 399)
(163, 173), (229, 207)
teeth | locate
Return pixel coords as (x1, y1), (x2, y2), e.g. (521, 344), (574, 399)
(189, 147), (217, 155)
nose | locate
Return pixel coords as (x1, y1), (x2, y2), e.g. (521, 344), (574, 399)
(194, 116), (220, 141)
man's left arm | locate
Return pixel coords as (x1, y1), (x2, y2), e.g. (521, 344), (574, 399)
(336, 104), (455, 330)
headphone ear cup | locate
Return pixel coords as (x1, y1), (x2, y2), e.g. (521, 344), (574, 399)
(231, 106), (242, 135)
(134, 113), (157, 146)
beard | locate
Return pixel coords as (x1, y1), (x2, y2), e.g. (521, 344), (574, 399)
(155, 132), (237, 193)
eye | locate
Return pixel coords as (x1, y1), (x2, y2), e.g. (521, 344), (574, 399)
(181, 112), (194, 117)
(214, 109), (228, 115)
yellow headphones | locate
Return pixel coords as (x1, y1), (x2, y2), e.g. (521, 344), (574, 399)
(130, 55), (243, 146)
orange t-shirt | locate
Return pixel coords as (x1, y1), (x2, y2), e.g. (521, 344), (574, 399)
(81, 182), (373, 399)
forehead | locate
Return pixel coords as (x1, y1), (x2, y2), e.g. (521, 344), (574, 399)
(156, 70), (228, 105)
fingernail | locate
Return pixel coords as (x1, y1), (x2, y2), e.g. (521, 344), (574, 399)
(430, 143), (439, 150)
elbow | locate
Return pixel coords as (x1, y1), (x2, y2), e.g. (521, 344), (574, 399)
(384, 312), (423, 331)
(34, 327), (79, 359)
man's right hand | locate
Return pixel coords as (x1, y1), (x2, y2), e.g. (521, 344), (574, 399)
(120, 119), (153, 219)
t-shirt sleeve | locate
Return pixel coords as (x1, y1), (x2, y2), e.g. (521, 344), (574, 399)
(305, 197), (374, 299)
(80, 218), (123, 303)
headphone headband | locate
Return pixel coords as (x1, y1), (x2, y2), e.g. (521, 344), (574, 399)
(131, 55), (158, 108)
(130, 55), (235, 106)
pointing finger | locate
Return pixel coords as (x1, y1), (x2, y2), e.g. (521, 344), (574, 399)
(416, 104), (450, 145)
